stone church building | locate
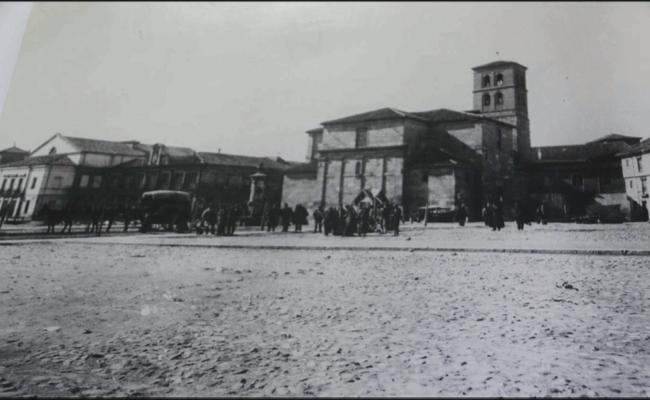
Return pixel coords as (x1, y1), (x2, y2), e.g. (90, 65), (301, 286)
(282, 60), (639, 221)
(283, 60), (531, 219)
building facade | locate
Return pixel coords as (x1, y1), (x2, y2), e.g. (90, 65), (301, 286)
(282, 60), (642, 222)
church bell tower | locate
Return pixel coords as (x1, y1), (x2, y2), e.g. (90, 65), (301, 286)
(472, 61), (531, 157)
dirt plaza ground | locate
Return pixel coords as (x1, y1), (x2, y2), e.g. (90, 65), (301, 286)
(1, 222), (650, 397)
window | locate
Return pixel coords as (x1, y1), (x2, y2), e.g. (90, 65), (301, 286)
(496, 129), (502, 151)
(642, 178), (648, 196)
(79, 175), (90, 188)
(495, 92), (504, 106)
(171, 172), (184, 190)
(17, 178), (23, 190)
(53, 176), (63, 189)
(1, 179), (6, 191)
(630, 179), (634, 189)
(355, 128), (368, 148)
(625, 159), (629, 167)
(637, 156), (643, 173)
(92, 175), (102, 189)
(24, 200), (30, 214)
(9, 178), (15, 190)
(31, 177), (37, 189)
(483, 93), (491, 107)
(496, 73), (504, 86)
(572, 174), (583, 187)
(158, 172), (170, 188)
(482, 75), (491, 87)
(355, 161), (362, 177)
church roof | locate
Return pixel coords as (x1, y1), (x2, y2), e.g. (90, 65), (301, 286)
(320, 107), (515, 128)
(321, 107), (427, 126)
(472, 60), (527, 71)
(0, 146), (29, 154)
(0, 154), (75, 168)
(411, 108), (516, 127)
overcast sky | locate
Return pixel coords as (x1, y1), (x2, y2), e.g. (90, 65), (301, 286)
(1, 2), (649, 160)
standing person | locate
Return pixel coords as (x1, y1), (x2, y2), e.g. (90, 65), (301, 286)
(293, 204), (308, 233)
(280, 203), (293, 232)
(228, 205), (240, 236)
(515, 200), (525, 231)
(381, 202), (393, 234)
(201, 204), (217, 235)
(484, 201), (493, 229)
(260, 202), (269, 231)
(456, 202), (467, 227)
(392, 204), (402, 236)
(358, 204), (370, 237)
(217, 205), (228, 236)
(312, 206), (324, 233)
(492, 198), (504, 231)
(324, 207), (336, 236)
(536, 202), (547, 225)
(268, 204), (280, 232)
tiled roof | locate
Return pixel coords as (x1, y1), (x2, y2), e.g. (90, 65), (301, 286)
(0, 146), (29, 154)
(0, 154), (74, 168)
(532, 141), (633, 163)
(472, 60), (527, 70)
(618, 138), (650, 158)
(64, 135), (146, 156)
(321, 107), (427, 126)
(588, 133), (641, 145)
(198, 152), (288, 170)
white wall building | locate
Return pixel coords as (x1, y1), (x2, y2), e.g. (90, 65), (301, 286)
(0, 133), (147, 220)
(620, 138), (650, 220)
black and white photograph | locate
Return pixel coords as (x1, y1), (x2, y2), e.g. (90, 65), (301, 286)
(0, 1), (649, 397)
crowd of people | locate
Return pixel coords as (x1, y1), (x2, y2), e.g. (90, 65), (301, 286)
(254, 201), (405, 237)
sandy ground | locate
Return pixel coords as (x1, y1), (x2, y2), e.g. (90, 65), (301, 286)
(1, 228), (650, 397)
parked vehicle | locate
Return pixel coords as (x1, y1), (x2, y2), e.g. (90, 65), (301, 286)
(138, 190), (191, 233)
(417, 206), (455, 223)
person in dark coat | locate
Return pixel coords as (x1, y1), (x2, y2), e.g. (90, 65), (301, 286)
(201, 205), (217, 235)
(260, 202), (269, 231)
(456, 203), (467, 227)
(227, 205), (240, 236)
(515, 201), (525, 230)
(392, 204), (402, 236)
(344, 205), (357, 236)
(381, 203), (393, 234)
(313, 206), (323, 233)
(324, 207), (337, 236)
(492, 198), (504, 231)
(280, 203), (293, 232)
(293, 204), (308, 232)
(358, 204), (370, 237)
(217, 206), (228, 236)
(268, 204), (280, 232)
